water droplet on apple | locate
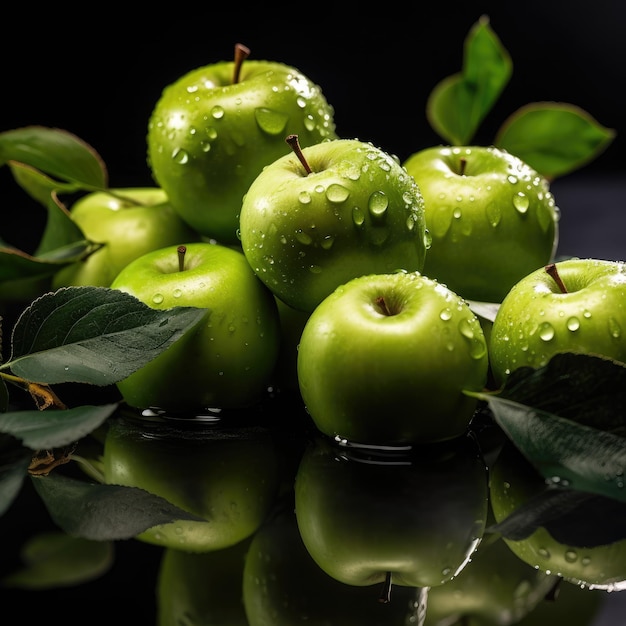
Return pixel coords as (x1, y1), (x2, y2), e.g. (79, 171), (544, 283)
(254, 107), (289, 135)
(295, 230), (313, 245)
(440, 308), (452, 321)
(538, 322), (555, 341)
(304, 114), (316, 131)
(210, 105), (225, 119)
(513, 192), (530, 214)
(309, 265), (322, 274)
(609, 317), (621, 338)
(567, 316), (580, 331)
(487, 202), (502, 227)
(173, 289), (182, 298)
(507, 175), (518, 184)
(172, 148), (189, 165)
(321, 235), (334, 250)
(298, 191), (312, 205)
(368, 191), (388, 220)
(152, 294), (164, 305)
(352, 206), (365, 226)
(423, 230), (433, 249)
(326, 183), (350, 204)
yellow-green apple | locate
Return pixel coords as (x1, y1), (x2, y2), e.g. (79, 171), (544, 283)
(243, 497), (423, 625)
(239, 136), (429, 313)
(103, 413), (280, 552)
(489, 258), (626, 385)
(296, 271), (489, 446)
(294, 434), (489, 598)
(51, 187), (201, 288)
(489, 441), (626, 590)
(156, 539), (251, 625)
(110, 241), (281, 412)
(403, 145), (559, 304)
(422, 533), (560, 626)
(146, 43), (338, 244)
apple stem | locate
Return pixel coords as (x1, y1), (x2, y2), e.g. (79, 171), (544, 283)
(375, 295), (393, 316)
(286, 134), (313, 174)
(178, 245), (187, 272)
(232, 43), (250, 84)
(378, 571), (393, 604)
(459, 157), (467, 176)
(545, 263), (568, 293)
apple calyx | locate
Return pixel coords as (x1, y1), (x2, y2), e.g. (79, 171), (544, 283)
(232, 43), (250, 84)
(459, 157), (468, 176)
(545, 263), (568, 293)
(374, 295), (396, 316)
(178, 245), (187, 272)
(285, 134), (313, 174)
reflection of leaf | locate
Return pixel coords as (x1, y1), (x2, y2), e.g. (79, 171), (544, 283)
(495, 102), (616, 179)
(427, 15), (512, 145)
(1, 531), (114, 589)
(4, 286), (207, 385)
(0, 404), (118, 450)
(488, 485), (626, 547)
(32, 474), (204, 541)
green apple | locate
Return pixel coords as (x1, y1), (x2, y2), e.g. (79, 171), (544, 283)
(296, 271), (489, 446)
(156, 538), (251, 625)
(51, 187), (201, 288)
(294, 434), (489, 596)
(423, 533), (560, 626)
(489, 258), (626, 385)
(239, 136), (429, 313)
(110, 241), (281, 412)
(489, 441), (626, 590)
(147, 43), (338, 244)
(103, 413), (280, 552)
(243, 497), (423, 625)
(403, 145), (559, 304)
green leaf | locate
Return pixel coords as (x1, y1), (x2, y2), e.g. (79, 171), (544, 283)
(32, 474), (205, 541)
(0, 246), (74, 283)
(0, 126), (107, 188)
(495, 102), (616, 179)
(0, 403), (119, 450)
(468, 353), (626, 503)
(4, 286), (208, 385)
(427, 15), (512, 144)
(0, 435), (32, 516)
(1, 531), (114, 589)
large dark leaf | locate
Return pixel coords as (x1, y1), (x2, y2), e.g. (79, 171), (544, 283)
(32, 474), (204, 541)
(4, 286), (207, 385)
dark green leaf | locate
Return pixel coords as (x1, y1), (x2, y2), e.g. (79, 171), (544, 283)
(426, 15), (512, 145)
(495, 103), (616, 179)
(469, 359), (626, 503)
(0, 126), (107, 188)
(1, 531), (114, 589)
(468, 300), (500, 323)
(32, 474), (204, 541)
(0, 436), (31, 516)
(4, 286), (208, 385)
(0, 246), (73, 283)
(0, 403), (119, 450)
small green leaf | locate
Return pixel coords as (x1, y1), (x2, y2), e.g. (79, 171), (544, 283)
(0, 126), (107, 188)
(0, 246), (74, 283)
(4, 286), (208, 385)
(427, 15), (512, 145)
(0, 403), (119, 450)
(32, 474), (205, 541)
(495, 102), (616, 179)
(1, 531), (114, 589)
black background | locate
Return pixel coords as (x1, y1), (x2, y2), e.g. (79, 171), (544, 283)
(2, 4), (626, 624)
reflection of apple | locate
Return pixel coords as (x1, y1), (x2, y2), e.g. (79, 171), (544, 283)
(239, 136), (428, 313)
(489, 441), (626, 590)
(147, 44), (338, 244)
(51, 187), (200, 288)
(294, 434), (489, 599)
(156, 538), (251, 626)
(296, 271), (489, 446)
(243, 496), (422, 625)
(103, 412), (280, 552)
(423, 533), (559, 625)
(489, 258), (626, 385)
(110, 241), (281, 412)
(403, 145), (559, 304)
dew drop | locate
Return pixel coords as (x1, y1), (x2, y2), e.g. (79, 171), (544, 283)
(486, 202), (502, 227)
(211, 105), (225, 119)
(352, 206), (365, 226)
(254, 107), (289, 135)
(152, 293), (164, 305)
(513, 192), (530, 214)
(565, 550), (578, 563)
(440, 308), (452, 321)
(321, 235), (334, 250)
(608, 317), (622, 338)
(368, 190), (389, 220)
(298, 191), (312, 205)
(326, 183), (350, 204)
(295, 230), (313, 245)
(538, 322), (555, 341)
(173, 289), (182, 298)
(566, 316), (580, 331)
(172, 148), (189, 165)
(538, 547), (551, 558)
